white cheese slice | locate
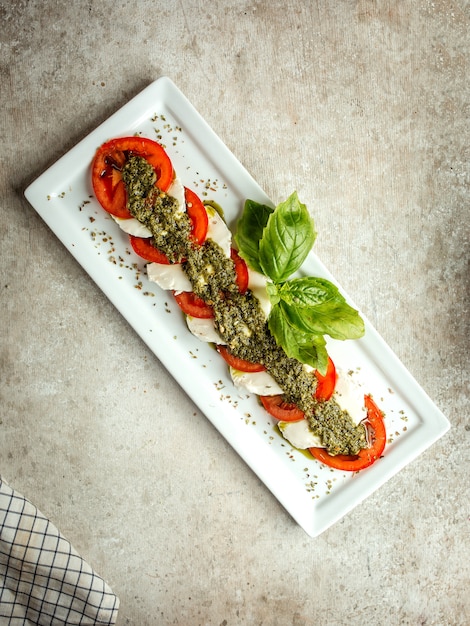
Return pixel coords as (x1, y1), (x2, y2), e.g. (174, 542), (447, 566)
(205, 206), (231, 257)
(168, 176), (186, 217)
(333, 368), (367, 425)
(229, 367), (284, 395)
(146, 262), (192, 294)
(112, 216), (153, 237)
(186, 316), (226, 344)
(278, 419), (323, 449)
(247, 268), (272, 318)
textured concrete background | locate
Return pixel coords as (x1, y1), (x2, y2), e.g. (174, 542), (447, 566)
(1, 1), (469, 624)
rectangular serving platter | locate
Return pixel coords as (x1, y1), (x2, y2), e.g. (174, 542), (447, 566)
(24, 76), (450, 536)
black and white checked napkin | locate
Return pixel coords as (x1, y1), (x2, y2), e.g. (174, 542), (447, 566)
(0, 477), (119, 625)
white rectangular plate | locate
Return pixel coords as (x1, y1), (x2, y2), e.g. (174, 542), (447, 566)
(25, 77), (450, 537)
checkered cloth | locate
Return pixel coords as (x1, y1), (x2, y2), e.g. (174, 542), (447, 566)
(0, 477), (119, 625)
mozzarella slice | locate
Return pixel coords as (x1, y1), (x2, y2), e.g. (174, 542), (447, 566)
(112, 216), (153, 237)
(205, 206), (231, 257)
(186, 316), (226, 344)
(168, 176), (186, 217)
(146, 263), (192, 294)
(247, 268), (272, 318)
(333, 368), (367, 425)
(229, 367), (284, 395)
(278, 419), (323, 449)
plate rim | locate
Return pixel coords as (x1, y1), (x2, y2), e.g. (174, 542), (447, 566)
(24, 76), (451, 537)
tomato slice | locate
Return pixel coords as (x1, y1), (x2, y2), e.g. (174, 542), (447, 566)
(260, 357), (337, 421)
(128, 188), (208, 263)
(309, 395), (386, 471)
(173, 291), (214, 319)
(260, 395), (305, 422)
(91, 136), (174, 218)
(129, 235), (170, 264)
(216, 345), (266, 372)
(231, 248), (249, 294)
(185, 187), (208, 245)
(314, 357), (336, 401)
(173, 247), (250, 319)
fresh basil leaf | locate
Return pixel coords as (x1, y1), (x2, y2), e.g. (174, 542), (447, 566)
(259, 192), (316, 283)
(282, 300), (364, 340)
(277, 278), (365, 340)
(237, 193), (365, 374)
(234, 199), (274, 274)
(265, 281), (280, 306)
(311, 340), (329, 376)
(268, 301), (328, 371)
(277, 276), (341, 308)
(293, 333), (329, 375)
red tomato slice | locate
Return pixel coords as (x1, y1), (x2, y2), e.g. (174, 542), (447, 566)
(314, 357), (336, 401)
(129, 188), (208, 263)
(216, 345), (266, 372)
(231, 248), (249, 294)
(260, 395), (305, 422)
(129, 235), (170, 264)
(91, 136), (174, 218)
(173, 291), (214, 319)
(185, 187), (208, 245)
(309, 395), (386, 471)
(173, 247), (249, 319)
(260, 357), (337, 421)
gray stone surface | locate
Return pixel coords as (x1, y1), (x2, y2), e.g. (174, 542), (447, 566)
(1, 1), (469, 624)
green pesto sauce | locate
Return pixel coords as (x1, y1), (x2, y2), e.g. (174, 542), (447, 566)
(308, 400), (367, 456)
(122, 156), (366, 455)
(122, 156), (191, 263)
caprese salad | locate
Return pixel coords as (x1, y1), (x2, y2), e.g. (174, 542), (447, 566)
(91, 136), (386, 472)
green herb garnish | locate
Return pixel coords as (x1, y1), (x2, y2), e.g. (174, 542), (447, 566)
(235, 191), (365, 374)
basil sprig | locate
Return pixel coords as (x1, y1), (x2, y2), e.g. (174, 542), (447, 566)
(235, 192), (365, 374)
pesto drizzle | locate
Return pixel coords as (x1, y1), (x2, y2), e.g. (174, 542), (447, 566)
(122, 156), (190, 263)
(122, 156), (367, 455)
